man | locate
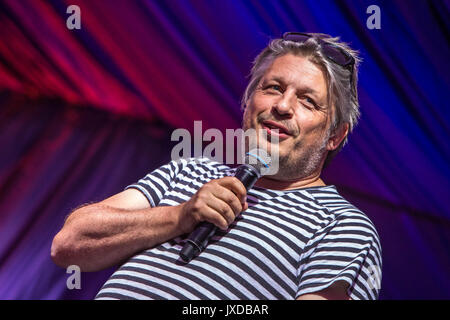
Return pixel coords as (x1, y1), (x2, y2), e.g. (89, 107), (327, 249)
(51, 32), (382, 300)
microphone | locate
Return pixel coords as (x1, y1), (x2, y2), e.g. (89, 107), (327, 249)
(179, 149), (272, 262)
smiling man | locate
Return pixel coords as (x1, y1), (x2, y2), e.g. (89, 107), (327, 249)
(51, 33), (382, 300)
(244, 53), (338, 188)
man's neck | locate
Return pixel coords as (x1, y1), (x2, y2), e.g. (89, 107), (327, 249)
(254, 174), (326, 191)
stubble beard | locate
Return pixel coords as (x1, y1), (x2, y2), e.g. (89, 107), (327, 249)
(276, 135), (329, 180)
(242, 115), (329, 181)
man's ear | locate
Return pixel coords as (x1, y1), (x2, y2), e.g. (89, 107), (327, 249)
(327, 123), (349, 151)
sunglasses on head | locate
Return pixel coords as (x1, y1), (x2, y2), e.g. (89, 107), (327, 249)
(283, 32), (355, 87)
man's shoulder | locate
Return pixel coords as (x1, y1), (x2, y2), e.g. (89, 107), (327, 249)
(305, 186), (363, 213)
(167, 157), (233, 176)
(304, 186), (379, 236)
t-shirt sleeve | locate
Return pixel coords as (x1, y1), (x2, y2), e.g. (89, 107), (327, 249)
(296, 210), (382, 300)
(125, 159), (187, 207)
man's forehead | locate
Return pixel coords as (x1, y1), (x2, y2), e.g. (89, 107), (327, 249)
(262, 54), (327, 94)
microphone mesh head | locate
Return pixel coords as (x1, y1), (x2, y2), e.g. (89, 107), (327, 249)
(245, 148), (272, 176)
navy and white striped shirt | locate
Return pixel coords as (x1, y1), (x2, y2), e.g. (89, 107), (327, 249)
(96, 158), (382, 300)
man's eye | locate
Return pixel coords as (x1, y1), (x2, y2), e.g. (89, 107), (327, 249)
(272, 85), (282, 91)
(266, 85), (282, 92)
(300, 96), (318, 108)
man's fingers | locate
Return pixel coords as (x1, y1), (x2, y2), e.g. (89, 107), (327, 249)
(202, 204), (230, 230)
(216, 177), (247, 203)
(206, 197), (237, 227)
(185, 177), (249, 231)
(211, 186), (244, 216)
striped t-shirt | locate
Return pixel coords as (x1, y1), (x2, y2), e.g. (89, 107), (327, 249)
(96, 158), (382, 300)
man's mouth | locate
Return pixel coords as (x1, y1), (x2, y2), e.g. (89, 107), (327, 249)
(261, 120), (292, 139)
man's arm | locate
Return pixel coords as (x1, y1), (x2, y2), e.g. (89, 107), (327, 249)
(51, 188), (191, 272)
(296, 281), (351, 300)
(51, 177), (247, 272)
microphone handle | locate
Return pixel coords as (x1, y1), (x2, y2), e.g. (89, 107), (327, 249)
(234, 164), (260, 190)
(179, 165), (259, 262)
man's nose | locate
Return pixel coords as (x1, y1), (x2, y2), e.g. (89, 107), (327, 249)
(272, 91), (295, 117)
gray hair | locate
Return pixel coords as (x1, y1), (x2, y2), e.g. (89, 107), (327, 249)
(241, 33), (361, 167)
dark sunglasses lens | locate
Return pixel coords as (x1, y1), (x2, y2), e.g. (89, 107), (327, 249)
(283, 33), (311, 43)
(283, 32), (354, 68)
(321, 45), (352, 66)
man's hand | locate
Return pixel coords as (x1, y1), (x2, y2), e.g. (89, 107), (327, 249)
(178, 177), (249, 234)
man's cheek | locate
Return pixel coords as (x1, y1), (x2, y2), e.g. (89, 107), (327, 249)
(243, 109), (260, 130)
